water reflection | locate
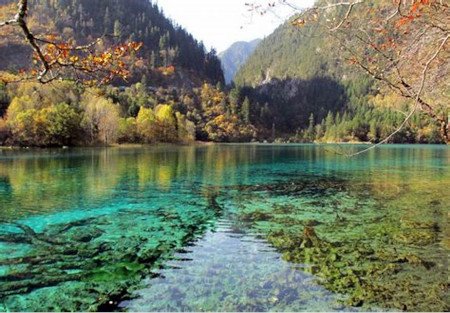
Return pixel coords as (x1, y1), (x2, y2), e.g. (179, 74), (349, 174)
(0, 144), (448, 311)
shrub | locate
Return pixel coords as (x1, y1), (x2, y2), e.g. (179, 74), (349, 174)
(7, 103), (81, 147)
(118, 117), (138, 143)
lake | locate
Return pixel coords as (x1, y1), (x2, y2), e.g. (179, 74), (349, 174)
(0, 144), (448, 312)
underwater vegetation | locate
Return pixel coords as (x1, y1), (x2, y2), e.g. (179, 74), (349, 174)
(124, 219), (354, 312)
(0, 145), (448, 312)
(0, 194), (221, 311)
(224, 177), (448, 311)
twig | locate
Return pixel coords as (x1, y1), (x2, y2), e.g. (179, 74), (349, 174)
(346, 34), (448, 157)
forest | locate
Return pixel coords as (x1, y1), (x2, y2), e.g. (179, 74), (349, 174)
(235, 0), (448, 144)
(0, 0), (224, 85)
(0, 0), (447, 146)
(0, 81), (257, 146)
(0, 78), (444, 147)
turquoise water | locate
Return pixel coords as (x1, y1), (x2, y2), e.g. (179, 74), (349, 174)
(0, 144), (448, 311)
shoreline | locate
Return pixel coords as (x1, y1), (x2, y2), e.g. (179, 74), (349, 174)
(0, 141), (447, 151)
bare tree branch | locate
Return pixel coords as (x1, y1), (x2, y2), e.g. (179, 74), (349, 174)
(0, 18), (17, 27)
(329, 1), (364, 31)
(347, 34), (449, 156)
(249, 0), (449, 145)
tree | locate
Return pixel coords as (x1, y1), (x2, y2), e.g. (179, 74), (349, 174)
(325, 111), (334, 132)
(306, 113), (315, 141)
(98, 105), (120, 145)
(8, 109), (37, 146)
(368, 120), (379, 143)
(103, 7), (112, 33)
(205, 49), (225, 84)
(0, 0), (142, 84)
(0, 82), (8, 117)
(118, 117), (138, 143)
(241, 97), (251, 123)
(0, 118), (8, 144)
(43, 103), (82, 146)
(154, 104), (178, 142)
(175, 112), (196, 143)
(136, 107), (157, 143)
(81, 91), (120, 144)
(113, 20), (122, 38)
(7, 103), (81, 146)
(315, 121), (325, 140)
(248, 0), (449, 145)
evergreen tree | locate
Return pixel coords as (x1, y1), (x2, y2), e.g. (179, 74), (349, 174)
(306, 113), (315, 141)
(113, 20), (122, 38)
(241, 97), (251, 124)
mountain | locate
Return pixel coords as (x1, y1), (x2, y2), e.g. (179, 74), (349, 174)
(233, 0), (446, 143)
(219, 39), (261, 84)
(234, 18), (350, 87)
(0, 0), (224, 86)
(233, 14), (372, 132)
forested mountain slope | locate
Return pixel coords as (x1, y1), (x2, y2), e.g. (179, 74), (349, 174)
(0, 0), (224, 85)
(234, 0), (447, 143)
(0, 0), (446, 146)
(235, 14), (361, 86)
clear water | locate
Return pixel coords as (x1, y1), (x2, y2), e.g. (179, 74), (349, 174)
(0, 144), (448, 312)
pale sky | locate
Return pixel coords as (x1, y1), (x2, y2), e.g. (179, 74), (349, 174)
(155, 0), (315, 52)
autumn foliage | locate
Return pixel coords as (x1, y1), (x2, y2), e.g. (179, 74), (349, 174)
(31, 39), (143, 85)
(248, 0), (449, 142)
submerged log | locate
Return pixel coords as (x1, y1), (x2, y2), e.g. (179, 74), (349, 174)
(0, 273), (83, 296)
(0, 202), (222, 310)
(0, 222), (65, 245)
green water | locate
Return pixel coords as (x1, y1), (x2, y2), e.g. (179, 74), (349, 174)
(0, 144), (448, 312)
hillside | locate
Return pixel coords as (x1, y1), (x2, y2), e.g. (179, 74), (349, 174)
(234, 15), (356, 86)
(0, 0), (224, 86)
(0, 0), (446, 146)
(233, 0), (447, 143)
(219, 39), (261, 84)
(233, 12), (375, 137)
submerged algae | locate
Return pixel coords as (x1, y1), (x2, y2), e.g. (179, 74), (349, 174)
(221, 177), (448, 311)
(0, 195), (222, 311)
(0, 145), (448, 312)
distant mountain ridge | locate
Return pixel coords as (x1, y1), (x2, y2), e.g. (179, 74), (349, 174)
(219, 39), (261, 84)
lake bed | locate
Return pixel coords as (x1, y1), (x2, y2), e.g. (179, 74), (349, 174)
(0, 144), (448, 311)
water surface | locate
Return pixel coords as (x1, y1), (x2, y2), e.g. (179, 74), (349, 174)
(0, 144), (448, 311)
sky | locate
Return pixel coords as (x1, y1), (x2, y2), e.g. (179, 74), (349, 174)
(155, 0), (315, 52)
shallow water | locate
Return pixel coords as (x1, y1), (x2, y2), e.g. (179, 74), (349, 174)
(0, 144), (448, 311)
